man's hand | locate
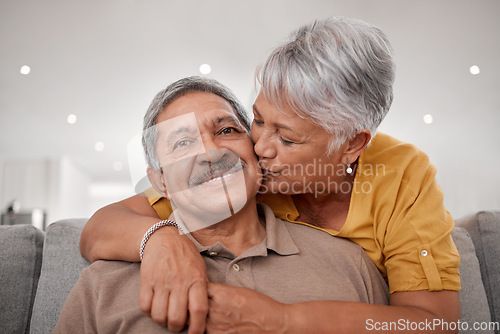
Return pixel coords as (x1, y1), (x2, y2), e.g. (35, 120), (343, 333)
(206, 282), (286, 334)
(139, 229), (209, 334)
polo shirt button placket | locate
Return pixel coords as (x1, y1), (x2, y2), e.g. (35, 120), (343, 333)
(232, 263), (240, 272)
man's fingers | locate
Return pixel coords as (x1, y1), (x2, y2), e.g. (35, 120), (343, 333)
(150, 288), (170, 327)
(187, 282), (209, 334)
(207, 282), (222, 298)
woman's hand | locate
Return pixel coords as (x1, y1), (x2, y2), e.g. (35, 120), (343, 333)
(139, 228), (209, 334)
(206, 282), (286, 334)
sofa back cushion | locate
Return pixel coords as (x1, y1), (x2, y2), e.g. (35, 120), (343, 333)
(0, 224), (44, 334)
(29, 219), (90, 334)
(456, 211), (500, 333)
(452, 227), (494, 333)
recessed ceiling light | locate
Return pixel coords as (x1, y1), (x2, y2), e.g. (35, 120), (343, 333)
(113, 161), (123, 171)
(20, 65), (31, 75)
(469, 65), (480, 75)
(94, 141), (105, 152)
(66, 114), (77, 124)
(423, 114), (433, 124)
(199, 63), (211, 75)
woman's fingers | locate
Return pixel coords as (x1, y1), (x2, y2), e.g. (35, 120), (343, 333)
(186, 281), (209, 334)
(138, 283), (153, 316)
(167, 288), (188, 332)
(150, 288), (170, 327)
(138, 229), (209, 332)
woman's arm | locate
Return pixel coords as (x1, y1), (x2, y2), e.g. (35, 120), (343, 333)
(207, 284), (460, 334)
(80, 194), (162, 262)
(80, 195), (209, 334)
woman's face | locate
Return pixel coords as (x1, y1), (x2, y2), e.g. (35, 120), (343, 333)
(251, 91), (349, 196)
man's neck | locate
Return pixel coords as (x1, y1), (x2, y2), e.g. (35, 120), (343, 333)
(178, 199), (265, 256)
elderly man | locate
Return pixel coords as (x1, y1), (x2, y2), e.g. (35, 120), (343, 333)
(54, 77), (388, 333)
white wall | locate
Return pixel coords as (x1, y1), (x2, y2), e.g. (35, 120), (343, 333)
(0, 158), (52, 218)
(0, 157), (91, 226)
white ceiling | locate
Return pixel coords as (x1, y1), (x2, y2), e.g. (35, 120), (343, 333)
(1, 0), (499, 216)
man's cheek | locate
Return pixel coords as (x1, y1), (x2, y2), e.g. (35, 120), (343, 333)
(162, 158), (194, 194)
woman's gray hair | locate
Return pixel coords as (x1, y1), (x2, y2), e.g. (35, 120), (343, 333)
(142, 76), (251, 171)
(257, 16), (396, 154)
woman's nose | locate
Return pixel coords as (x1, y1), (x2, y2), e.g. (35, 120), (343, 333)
(253, 130), (277, 160)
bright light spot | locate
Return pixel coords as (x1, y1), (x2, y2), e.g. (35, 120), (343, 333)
(95, 141), (105, 152)
(66, 114), (77, 124)
(469, 65), (480, 75)
(199, 63), (211, 75)
(20, 65), (31, 75)
(113, 161), (123, 171)
(423, 114), (433, 124)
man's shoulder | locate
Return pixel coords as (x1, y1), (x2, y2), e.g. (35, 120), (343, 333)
(84, 260), (140, 283)
(280, 219), (363, 254)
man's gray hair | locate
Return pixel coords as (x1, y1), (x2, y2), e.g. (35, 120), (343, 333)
(257, 16), (396, 154)
(142, 76), (251, 171)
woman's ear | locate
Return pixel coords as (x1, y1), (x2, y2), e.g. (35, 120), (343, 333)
(345, 129), (372, 163)
(146, 166), (169, 198)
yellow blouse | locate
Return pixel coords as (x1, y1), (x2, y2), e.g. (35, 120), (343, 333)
(146, 133), (460, 293)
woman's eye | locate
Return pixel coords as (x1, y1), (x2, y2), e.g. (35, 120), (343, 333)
(253, 119), (264, 126)
(279, 137), (295, 146)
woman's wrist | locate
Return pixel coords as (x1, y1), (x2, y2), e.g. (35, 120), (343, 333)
(140, 225), (186, 259)
(139, 220), (180, 260)
(280, 303), (312, 334)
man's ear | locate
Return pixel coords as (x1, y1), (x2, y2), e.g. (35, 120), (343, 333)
(344, 129), (372, 163)
(146, 166), (169, 199)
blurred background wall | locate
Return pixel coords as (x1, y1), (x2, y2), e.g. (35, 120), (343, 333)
(1, 0), (499, 226)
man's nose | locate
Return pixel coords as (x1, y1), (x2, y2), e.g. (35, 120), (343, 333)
(195, 136), (224, 164)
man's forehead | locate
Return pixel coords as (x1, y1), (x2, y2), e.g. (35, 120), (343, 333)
(158, 109), (240, 132)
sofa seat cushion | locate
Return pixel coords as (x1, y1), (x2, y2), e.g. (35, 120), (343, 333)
(0, 224), (44, 334)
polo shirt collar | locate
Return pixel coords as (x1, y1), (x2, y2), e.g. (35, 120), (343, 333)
(171, 203), (299, 259)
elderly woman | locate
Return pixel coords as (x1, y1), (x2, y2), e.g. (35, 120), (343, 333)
(81, 17), (460, 333)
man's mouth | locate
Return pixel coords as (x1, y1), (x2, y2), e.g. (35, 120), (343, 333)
(189, 161), (244, 186)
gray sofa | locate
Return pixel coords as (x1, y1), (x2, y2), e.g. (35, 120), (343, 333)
(1, 212), (499, 334)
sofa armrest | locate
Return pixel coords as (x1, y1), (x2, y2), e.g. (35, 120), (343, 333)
(0, 224), (44, 334)
(29, 219), (90, 334)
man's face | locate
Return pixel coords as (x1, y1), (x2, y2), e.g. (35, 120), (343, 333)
(154, 91), (261, 230)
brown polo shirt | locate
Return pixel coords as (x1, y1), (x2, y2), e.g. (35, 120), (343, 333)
(54, 204), (389, 333)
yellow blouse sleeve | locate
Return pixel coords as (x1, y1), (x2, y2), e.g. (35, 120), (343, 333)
(143, 187), (173, 220)
(377, 147), (460, 292)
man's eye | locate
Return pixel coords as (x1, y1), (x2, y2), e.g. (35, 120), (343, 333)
(219, 127), (239, 135)
(173, 138), (195, 150)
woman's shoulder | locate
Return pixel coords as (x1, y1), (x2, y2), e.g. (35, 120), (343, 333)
(359, 132), (432, 177)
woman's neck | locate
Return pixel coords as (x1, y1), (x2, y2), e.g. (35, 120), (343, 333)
(292, 174), (354, 231)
